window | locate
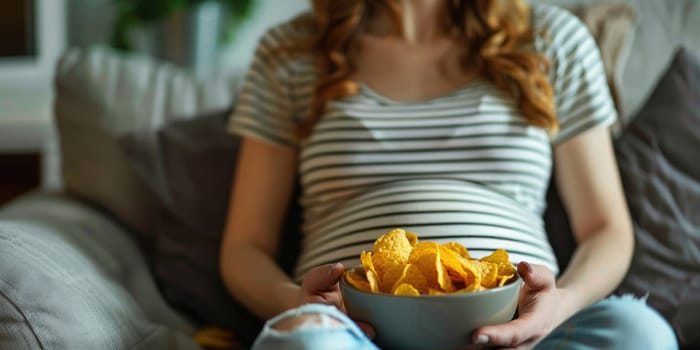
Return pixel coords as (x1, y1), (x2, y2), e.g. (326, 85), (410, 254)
(0, 0), (36, 58)
(0, 0), (65, 85)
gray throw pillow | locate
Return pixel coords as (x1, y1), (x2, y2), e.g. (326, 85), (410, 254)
(153, 111), (262, 343)
(157, 111), (239, 237)
(613, 47), (700, 349)
(152, 111), (301, 346)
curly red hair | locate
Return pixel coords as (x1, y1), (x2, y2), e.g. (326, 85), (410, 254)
(295, 0), (556, 137)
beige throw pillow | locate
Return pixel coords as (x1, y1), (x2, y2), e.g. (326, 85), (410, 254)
(570, 3), (638, 135)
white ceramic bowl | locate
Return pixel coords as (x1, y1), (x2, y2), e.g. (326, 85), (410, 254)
(340, 269), (522, 350)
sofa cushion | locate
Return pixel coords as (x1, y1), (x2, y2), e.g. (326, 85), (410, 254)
(613, 47), (700, 349)
(55, 47), (239, 246)
(567, 3), (637, 133)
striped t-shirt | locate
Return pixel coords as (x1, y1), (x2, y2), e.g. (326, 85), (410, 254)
(229, 4), (616, 280)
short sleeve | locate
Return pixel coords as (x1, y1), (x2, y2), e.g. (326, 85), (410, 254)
(535, 5), (617, 145)
(228, 27), (300, 148)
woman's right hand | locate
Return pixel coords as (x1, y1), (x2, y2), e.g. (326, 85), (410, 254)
(298, 263), (347, 312)
(298, 263), (377, 339)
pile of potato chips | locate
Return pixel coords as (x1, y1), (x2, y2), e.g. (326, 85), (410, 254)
(344, 228), (517, 296)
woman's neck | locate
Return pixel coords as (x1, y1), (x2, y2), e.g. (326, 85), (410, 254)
(368, 0), (448, 45)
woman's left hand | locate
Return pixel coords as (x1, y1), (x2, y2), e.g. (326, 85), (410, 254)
(471, 262), (572, 350)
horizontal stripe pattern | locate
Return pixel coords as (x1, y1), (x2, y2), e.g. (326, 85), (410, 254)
(294, 179), (559, 279)
(535, 4), (618, 144)
(228, 4), (617, 281)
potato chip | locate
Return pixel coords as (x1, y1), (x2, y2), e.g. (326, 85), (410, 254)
(360, 251), (380, 292)
(480, 248), (509, 263)
(497, 274), (515, 287)
(497, 262), (516, 277)
(472, 260), (498, 289)
(428, 288), (446, 296)
(373, 228), (413, 258)
(456, 256), (481, 289)
(414, 250), (455, 292)
(457, 281), (483, 293)
(372, 228), (414, 278)
(412, 251), (439, 288)
(394, 263), (429, 294)
(366, 270), (380, 293)
(438, 245), (467, 280)
(345, 269), (371, 292)
(408, 241), (439, 263)
(480, 248), (516, 278)
(345, 229), (516, 296)
(360, 251), (374, 273)
(405, 231), (419, 247)
(372, 253), (396, 283)
(381, 264), (409, 293)
(393, 283), (420, 296)
(442, 242), (472, 260)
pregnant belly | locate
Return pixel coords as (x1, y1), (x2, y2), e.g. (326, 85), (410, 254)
(294, 179), (558, 280)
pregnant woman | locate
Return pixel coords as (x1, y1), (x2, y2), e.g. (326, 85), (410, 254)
(219, 0), (677, 349)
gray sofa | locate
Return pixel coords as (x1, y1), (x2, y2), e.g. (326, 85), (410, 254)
(0, 194), (200, 349)
(0, 45), (239, 349)
(1, 1), (699, 349)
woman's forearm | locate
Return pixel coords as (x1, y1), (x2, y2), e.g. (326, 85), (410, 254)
(555, 222), (634, 319)
(551, 125), (635, 321)
(220, 242), (300, 319)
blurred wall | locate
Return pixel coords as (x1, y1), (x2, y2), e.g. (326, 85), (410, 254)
(219, 0), (310, 72)
(66, 0), (115, 49)
(65, 0), (309, 73)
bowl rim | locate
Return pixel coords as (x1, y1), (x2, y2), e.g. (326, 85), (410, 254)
(340, 264), (522, 300)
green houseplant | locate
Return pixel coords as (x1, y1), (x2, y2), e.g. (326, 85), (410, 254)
(112, 0), (255, 51)
(111, 0), (256, 75)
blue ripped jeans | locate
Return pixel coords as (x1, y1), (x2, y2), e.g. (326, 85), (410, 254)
(251, 295), (678, 350)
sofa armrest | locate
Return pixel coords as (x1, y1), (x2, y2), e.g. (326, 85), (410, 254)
(0, 193), (201, 350)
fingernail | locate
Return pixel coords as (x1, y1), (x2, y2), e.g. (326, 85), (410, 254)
(328, 263), (338, 276)
(522, 261), (533, 274)
(474, 334), (489, 344)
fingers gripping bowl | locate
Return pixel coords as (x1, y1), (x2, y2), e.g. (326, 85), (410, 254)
(339, 229), (523, 350)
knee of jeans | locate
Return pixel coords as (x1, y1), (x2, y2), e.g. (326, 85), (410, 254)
(592, 295), (677, 348)
(270, 312), (345, 332)
(251, 305), (377, 350)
